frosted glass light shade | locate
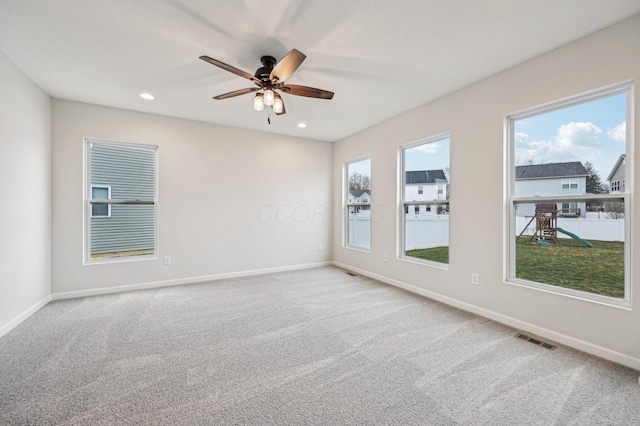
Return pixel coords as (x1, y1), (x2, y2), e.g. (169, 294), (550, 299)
(263, 89), (275, 106)
(253, 93), (264, 111)
(273, 98), (283, 114)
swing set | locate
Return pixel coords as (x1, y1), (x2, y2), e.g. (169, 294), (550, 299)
(517, 204), (593, 247)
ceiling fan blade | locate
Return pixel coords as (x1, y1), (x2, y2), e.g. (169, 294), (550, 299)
(269, 49), (306, 83)
(280, 84), (334, 100)
(213, 87), (260, 100)
(200, 55), (261, 85)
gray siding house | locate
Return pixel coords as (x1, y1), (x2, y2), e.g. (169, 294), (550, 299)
(89, 141), (156, 257)
(405, 170), (448, 202)
(607, 154), (626, 193)
(514, 161), (588, 218)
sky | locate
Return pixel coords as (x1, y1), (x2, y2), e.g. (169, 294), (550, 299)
(514, 92), (627, 181)
(405, 138), (450, 174)
(349, 91), (626, 186)
(347, 158), (371, 179)
(348, 139), (451, 181)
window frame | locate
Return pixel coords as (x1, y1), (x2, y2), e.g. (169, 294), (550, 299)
(84, 138), (159, 264)
(344, 156), (372, 251)
(505, 81), (633, 307)
(399, 133), (451, 268)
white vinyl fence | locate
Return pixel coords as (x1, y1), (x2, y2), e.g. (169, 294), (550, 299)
(404, 215), (449, 250)
(348, 214), (450, 250)
(347, 213), (371, 249)
(348, 214), (623, 250)
(516, 217), (624, 242)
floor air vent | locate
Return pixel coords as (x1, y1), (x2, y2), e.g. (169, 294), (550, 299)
(346, 271), (358, 276)
(516, 333), (557, 350)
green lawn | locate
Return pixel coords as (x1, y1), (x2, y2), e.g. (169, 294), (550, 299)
(406, 237), (624, 298)
(515, 237), (624, 298)
(405, 246), (449, 264)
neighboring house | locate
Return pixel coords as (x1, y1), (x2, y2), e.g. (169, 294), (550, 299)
(405, 170), (448, 215)
(348, 189), (371, 212)
(90, 142), (156, 256)
(348, 189), (371, 204)
(607, 154), (626, 193)
(514, 161), (588, 218)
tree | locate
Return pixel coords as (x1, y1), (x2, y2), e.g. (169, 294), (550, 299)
(584, 162), (607, 212)
(584, 162), (606, 194)
(349, 173), (371, 191)
(604, 201), (625, 218)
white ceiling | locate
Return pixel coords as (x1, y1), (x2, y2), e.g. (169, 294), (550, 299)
(1, 1), (639, 142)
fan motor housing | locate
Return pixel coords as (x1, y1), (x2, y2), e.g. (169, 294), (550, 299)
(255, 55), (277, 81)
(254, 66), (271, 81)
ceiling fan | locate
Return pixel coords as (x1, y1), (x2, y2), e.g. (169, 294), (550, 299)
(199, 49), (334, 118)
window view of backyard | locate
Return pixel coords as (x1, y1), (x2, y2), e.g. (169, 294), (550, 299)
(346, 158), (371, 250)
(509, 87), (629, 300)
(402, 137), (450, 265)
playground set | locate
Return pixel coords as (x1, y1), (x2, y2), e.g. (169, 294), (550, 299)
(517, 203), (593, 247)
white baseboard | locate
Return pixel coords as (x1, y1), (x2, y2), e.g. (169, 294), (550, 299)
(333, 261), (640, 372)
(0, 295), (52, 339)
(51, 261), (332, 300)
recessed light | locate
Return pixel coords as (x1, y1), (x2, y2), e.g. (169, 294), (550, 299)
(297, 123), (307, 128)
(140, 93), (155, 100)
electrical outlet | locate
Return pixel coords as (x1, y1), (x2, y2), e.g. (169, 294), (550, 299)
(164, 256), (171, 265)
(318, 243), (323, 252)
(471, 273), (479, 285)
(383, 254), (388, 263)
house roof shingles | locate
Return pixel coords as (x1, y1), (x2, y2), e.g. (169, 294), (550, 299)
(349, 189), (370, 198)
(406, 170), (447, 184)
(515, 161), (588, 180)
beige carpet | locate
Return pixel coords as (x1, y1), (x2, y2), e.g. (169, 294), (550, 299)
(1, 266), (639, 425)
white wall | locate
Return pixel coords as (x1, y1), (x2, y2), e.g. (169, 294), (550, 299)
(333, 14), (640, 368)
(0, 52), (51, 335)
(52, 100), (333, 294)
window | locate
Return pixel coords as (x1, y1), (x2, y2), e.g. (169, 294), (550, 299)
(560, 202), (579, 215)
(508, 83), (631, 303)
(345, 157), (371, 250)
(561, 178), (578, 189)
(85, 139), (158, 262)
(91, 185), (111, 217)
(401, 135), (450, 265)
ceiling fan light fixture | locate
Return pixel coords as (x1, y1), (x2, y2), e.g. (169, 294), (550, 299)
(263, 89), (275, 106)
(253, 93), (264, 111)
(273, 97), (283, 114)
(200, 49), (333, 118)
